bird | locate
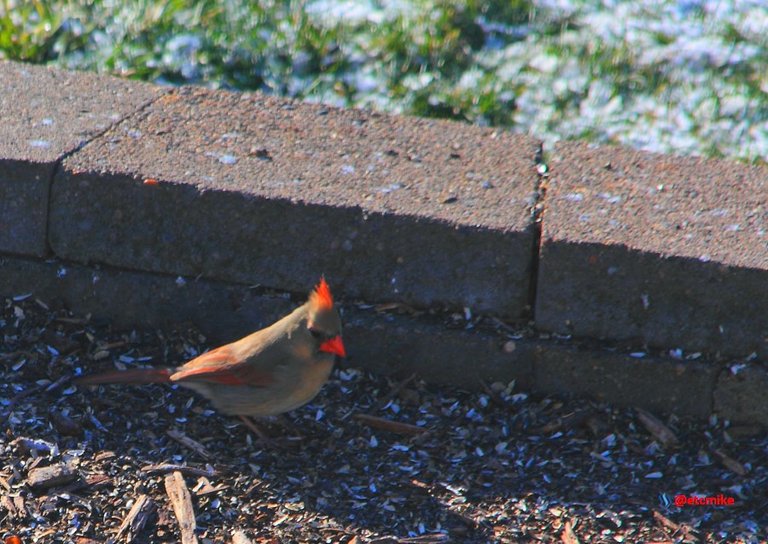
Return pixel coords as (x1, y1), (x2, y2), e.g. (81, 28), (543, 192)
(75, 277), (346, 439)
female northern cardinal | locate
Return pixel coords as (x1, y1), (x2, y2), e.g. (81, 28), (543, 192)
(76, 278), (346, 436)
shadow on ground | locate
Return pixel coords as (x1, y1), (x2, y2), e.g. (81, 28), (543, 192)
(1, 297), (766, 543)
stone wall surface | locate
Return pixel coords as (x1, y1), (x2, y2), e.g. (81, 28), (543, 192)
(49, 86), (539, 317)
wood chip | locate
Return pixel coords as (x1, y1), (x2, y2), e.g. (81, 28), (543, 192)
(712, 448), (747, 476)
(636, 408), (678, 447)
(85, 473), (112, 487)
(192, 476), (229, 496)
(353, 414), (428, 435)
(653, 510), (680, 532)
(165, 471), (198, 544)
(1, 495), (21, 519)
(13, 495), (24, 517)
(561, 520), (581, 544)
(26, 463), (78, 490)
(232, 530), (255, 544)
(94, 450), (117, 462)
(167, 429), (212, 459)
(116, 494), (156, 543)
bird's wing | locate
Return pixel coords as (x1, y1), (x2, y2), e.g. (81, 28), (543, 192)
(170, 344), (276, 387)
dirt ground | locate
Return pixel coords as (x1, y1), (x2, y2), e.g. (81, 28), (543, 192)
(1, 295), (766, 543)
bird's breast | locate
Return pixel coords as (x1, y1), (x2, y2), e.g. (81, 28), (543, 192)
(281, 355), (335, 408)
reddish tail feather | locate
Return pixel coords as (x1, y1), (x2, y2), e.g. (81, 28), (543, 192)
(75, 368), (173, 385)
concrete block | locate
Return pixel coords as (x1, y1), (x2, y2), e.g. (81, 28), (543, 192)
(0, 61), (165, 256)
(537, 142), (768, 357)
(50, 87), (540, 317)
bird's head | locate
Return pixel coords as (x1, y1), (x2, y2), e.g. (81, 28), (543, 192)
(306, 277), (346, 358)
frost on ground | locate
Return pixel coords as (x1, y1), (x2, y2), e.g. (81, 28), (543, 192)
(8, 0), (767, 164)
(305, 0), (768, 162)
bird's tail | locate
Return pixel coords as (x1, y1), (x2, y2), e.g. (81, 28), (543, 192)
(75, 367), (173, 385)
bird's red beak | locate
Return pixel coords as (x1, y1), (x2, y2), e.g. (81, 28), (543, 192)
(319, 336), (346, 358)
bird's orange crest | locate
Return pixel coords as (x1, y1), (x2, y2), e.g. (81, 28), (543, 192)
(309, 277), (334, 310)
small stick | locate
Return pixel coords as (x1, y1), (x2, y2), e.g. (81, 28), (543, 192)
(353, 413), (428, 436)
(238, 416), (272, 443)
(141, 464), (217, 478)
(166, 430), (212, 460)
(54, 316), (89, 325)
(97, 340), (128, 350)
(165, 471), (198, 544)
(712, 448), (747, 476)
(46, 375), (72, 392)
(636, 408), (679, 447)
(531, 409), (591, 435)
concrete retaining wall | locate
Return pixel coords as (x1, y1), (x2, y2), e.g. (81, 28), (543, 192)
(2, 60), (767, 426)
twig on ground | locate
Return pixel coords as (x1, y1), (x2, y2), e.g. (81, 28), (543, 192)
(374, 373), (417, 411)
(636, 408), (679, 447)
(166, 429), (212, 459)
(141, 464), (217, 478)
(353, 413), (428, 436)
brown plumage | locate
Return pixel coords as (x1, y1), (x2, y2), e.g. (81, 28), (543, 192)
(76, 278), (345, 421)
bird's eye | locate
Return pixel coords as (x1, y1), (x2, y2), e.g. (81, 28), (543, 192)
(309, 328), (323, 340)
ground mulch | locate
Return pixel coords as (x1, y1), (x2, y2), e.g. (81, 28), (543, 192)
(1, 295), (766, 543)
